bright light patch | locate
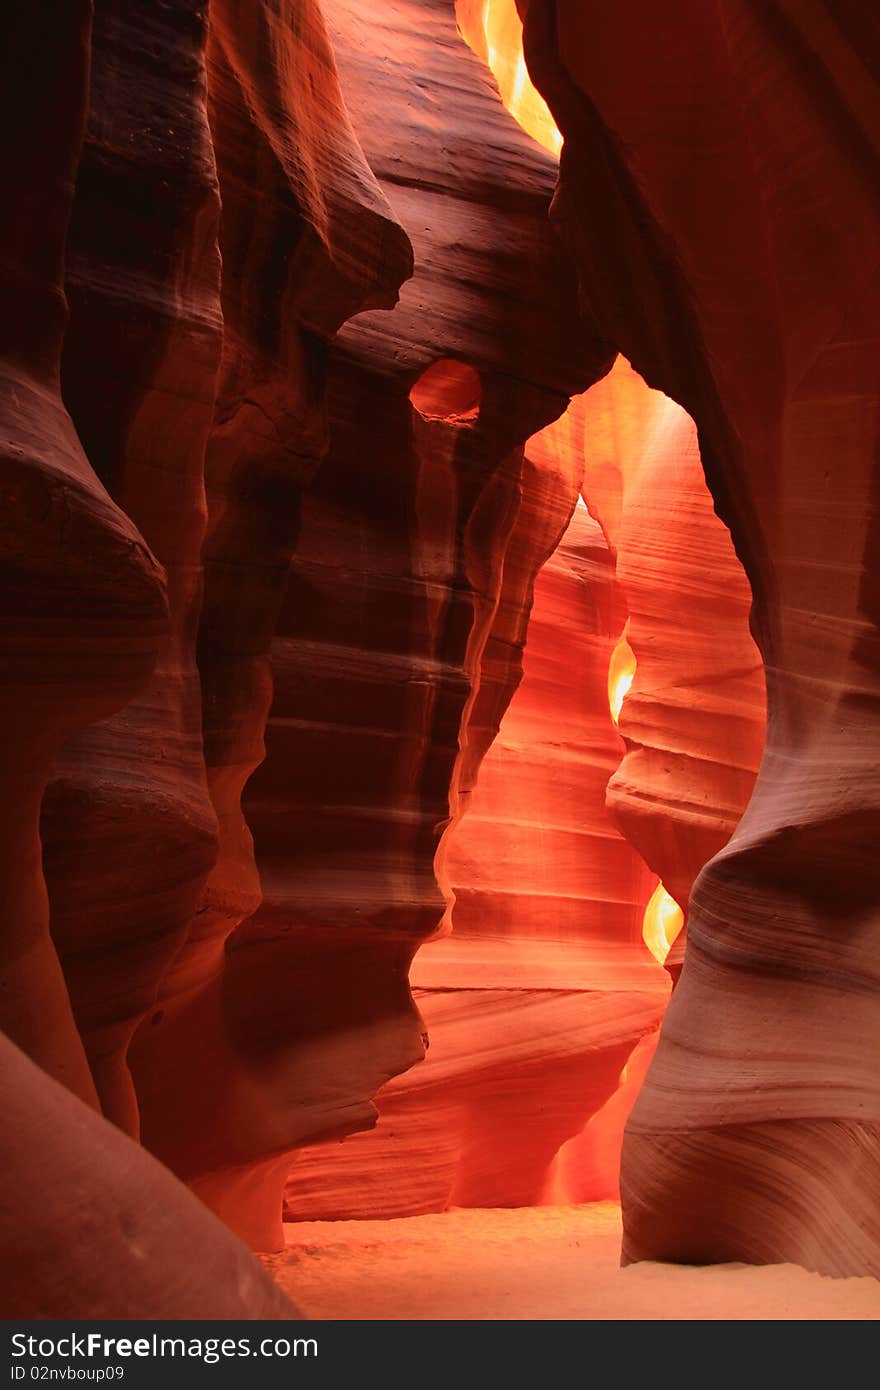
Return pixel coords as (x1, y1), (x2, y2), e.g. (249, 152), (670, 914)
(479, 1), (563, 156)
(607, 624), (636, 727)
(642, 881), (684, 965)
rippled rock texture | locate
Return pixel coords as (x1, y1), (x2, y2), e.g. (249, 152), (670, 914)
(284, 495), (667, 1218)
(572, 356), (766, 979)
(1, 0), (296, 1317)
(522, 0), (880, 1276)
(2, 0), (875, 1310)
(2, 0), (616, 1275)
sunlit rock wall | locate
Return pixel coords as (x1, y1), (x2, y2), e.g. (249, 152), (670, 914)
(238, 0), (613, 1235)
(567, 358), (767, 977)
(0, 0), (295, 1317)
(523, 0), (880, 1276)
(284, 475), (666, 1219)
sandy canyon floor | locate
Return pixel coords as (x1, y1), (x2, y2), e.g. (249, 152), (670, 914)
(264, 1204), (880, 1320)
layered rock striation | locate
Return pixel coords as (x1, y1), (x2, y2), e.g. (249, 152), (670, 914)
(222, 0), (610, 1240)
(1, 0), (296, 1317)
(284, 488), (666, 1218)
(125, 0), (417, 1248)
(522, 0), (880, 1275)
(565, 357), (767, 978)
(4, 0), (873, 1302)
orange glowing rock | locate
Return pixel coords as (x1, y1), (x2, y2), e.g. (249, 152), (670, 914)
(409, 359), (483, 422)
(524, 0), (880, 1276)
(12, 0), (875, 1308)
(285, 491), (666, 1220)
(548, 358), (766, 983)
(221, 0), (600, 1240)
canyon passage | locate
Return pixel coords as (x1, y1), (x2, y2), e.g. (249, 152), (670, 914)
(2, 0), (879, 1321)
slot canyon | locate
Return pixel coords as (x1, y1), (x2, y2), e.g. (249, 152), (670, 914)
(2, 0), (879, 1322)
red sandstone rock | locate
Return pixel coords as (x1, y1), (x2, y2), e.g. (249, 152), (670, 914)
(0, 1033), (296, 1318)
(5, 0), (874, 1307)
(39, 0), (223, 1136)
(284, 494), (666, 1218)
(132, 0), (609, 1247)
(522, 0), (880, 1276)
(0, 1), (168, 1107)
(125, 3), (415, 1244)
(1, 0), (410, 1295)
(0, 0), (292, 1318)
(568, 358), (766, 975)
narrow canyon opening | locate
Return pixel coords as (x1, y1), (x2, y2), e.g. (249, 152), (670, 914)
(276, 0), (765, 1229)
(284, 339), (765, 1221)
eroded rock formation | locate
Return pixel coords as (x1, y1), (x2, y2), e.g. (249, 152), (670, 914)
(219, 0), (612, 1240)
(40, 0), (223, 1136)
(284, 486), (667, 1218)
(521, 0), (880, 1275)
(125, 0), (417, 1250)
(3, 0), (876, 1311)
(1, 0), (166, 1115)
(1, 0), (296, 1318)
(554, 357), (767, 978)
(280, 0), (768, 1233)
(1, 1032), (295, 1319)
(9, 0), (621, 1263)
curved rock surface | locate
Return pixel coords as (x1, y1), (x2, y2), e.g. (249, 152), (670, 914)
(3, 0), (410, 1295)
(522, 0), (880, 1275)
(125, 2), (415, 1248)
(284, 492), (666, 1218)
(40, 0), (223, 1136)
(0, 1), (168, 1113)
(0, 1033), (296, 1318)
(4, 0), (875, 1308)
(163, 0), (610, 1244)
(569, 358), (767, 975)
(0, 0), (294, 1317)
